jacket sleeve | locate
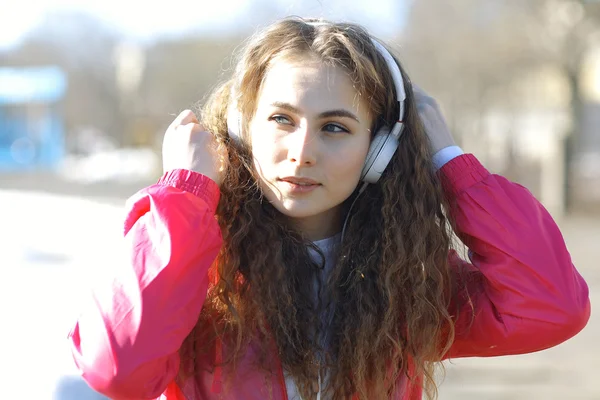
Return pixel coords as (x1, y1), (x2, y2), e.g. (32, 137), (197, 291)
(440, 154), (591, 359)
(68, 169), (223, 400)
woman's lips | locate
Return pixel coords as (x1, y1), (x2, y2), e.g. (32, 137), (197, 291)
(278, 177), (321, 193)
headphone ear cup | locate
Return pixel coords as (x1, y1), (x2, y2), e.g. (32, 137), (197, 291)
(361, 127), (400, 184)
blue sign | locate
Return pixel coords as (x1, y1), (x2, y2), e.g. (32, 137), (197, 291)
(0, 66), (67, 170)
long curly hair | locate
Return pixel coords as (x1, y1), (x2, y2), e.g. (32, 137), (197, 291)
(180, 17), (464, 400)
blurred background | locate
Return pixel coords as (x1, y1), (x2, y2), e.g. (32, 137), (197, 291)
(0, 0), (597, 399)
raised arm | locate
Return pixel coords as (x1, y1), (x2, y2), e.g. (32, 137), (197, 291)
(69, 110), (226, 399)
(441, 154), (590, 359)
(68, 170), (221, 399)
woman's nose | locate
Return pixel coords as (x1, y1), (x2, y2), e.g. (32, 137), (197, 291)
(286, 126), (317, 165)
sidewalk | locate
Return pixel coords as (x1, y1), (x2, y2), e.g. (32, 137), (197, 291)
(0, 171), (154, 205)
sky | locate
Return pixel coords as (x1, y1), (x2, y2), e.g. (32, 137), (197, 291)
(0, 0), (408, 49)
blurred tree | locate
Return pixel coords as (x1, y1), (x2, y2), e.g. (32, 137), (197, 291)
(140, 35), (242, 132)
(127, 34), (246, 158)
(1, 10), (125, 149)
(525, 0), (600, 210)
(401, 0), (600, 212)
(0, 10), (249, 152)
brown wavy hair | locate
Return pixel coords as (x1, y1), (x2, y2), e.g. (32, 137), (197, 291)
(181, 17), (463, 400)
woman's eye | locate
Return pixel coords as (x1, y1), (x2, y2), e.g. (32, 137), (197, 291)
(323, 123), (349, 134)
(269, 115), (293, 125)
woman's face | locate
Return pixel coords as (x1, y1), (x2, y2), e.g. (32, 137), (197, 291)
(250, 58), (373, 241)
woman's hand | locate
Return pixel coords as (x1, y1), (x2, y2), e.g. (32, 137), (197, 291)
(412, 85), (457, 155)
(162, 110), (226, 186)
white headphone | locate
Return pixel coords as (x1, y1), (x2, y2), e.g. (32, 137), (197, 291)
(227, 23), (406, 184)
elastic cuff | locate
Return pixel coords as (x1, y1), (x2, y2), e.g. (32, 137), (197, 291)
(158, 169), (220, 212)
(438, 154), (490, 199)
(432, 146), (464, 170)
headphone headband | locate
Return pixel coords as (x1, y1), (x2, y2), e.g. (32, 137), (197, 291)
(370, 39), (406, 135)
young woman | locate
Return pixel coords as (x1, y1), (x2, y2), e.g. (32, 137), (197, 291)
(68, 17), (591, 400)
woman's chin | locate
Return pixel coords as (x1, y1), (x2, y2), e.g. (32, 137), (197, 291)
(275, 203), (323, 219)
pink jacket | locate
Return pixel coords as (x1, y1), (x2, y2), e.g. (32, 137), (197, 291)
(68, 154), (591, 400)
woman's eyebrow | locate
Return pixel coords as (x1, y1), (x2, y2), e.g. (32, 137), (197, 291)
(318, 109), (360, 122)
(270, 101), (360, 122)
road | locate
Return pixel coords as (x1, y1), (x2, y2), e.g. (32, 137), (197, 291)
(0, 189), (118, 400)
